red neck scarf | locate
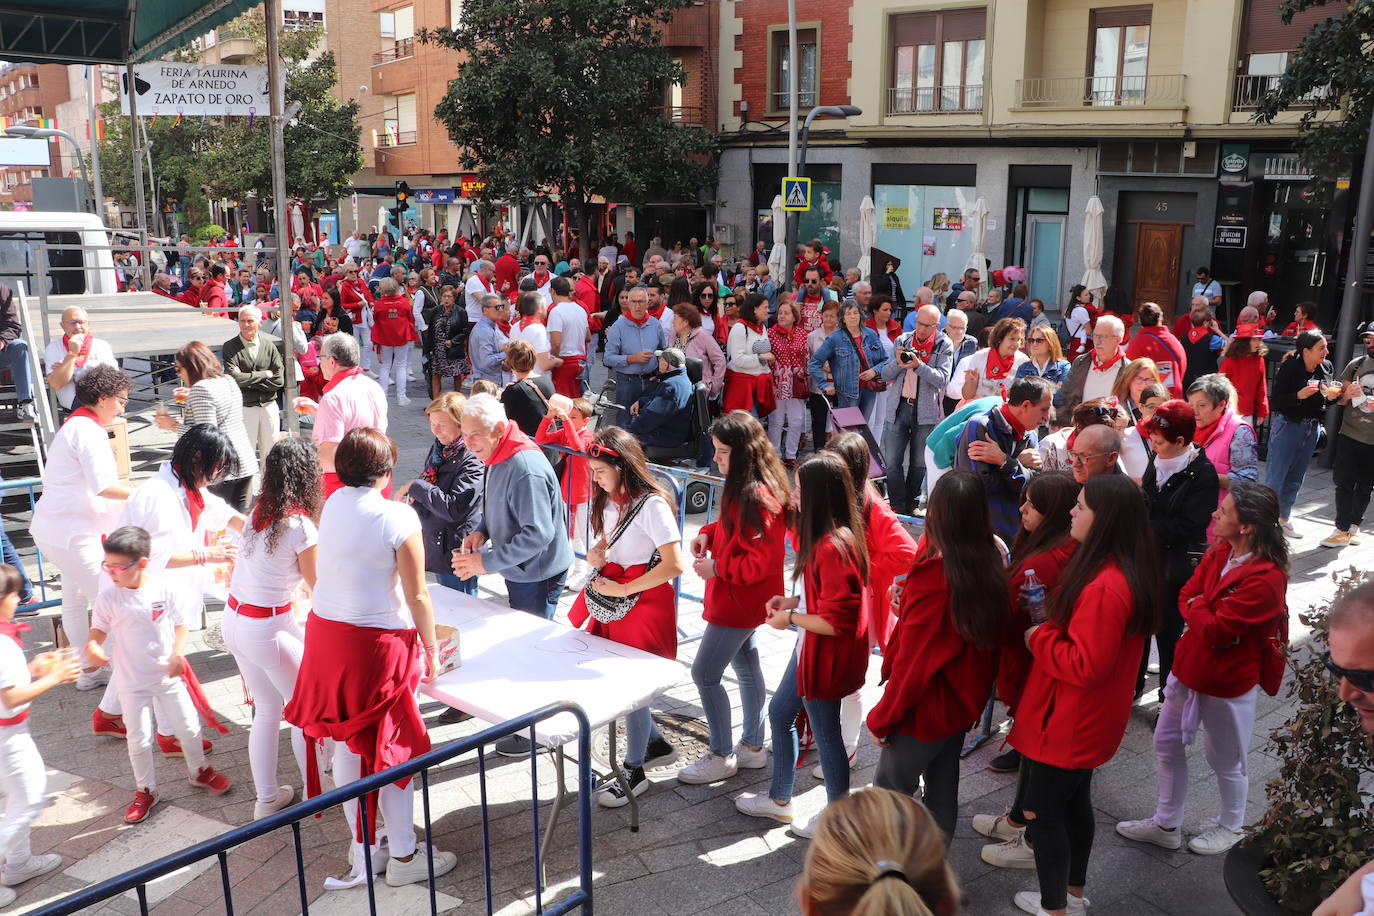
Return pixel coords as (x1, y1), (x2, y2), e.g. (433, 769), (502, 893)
(251, 504), (305, 533)
(484, 421), (542, 467)
(1187, 325), (1213, 344)
(63, 333), (95, 368)
(999, 404), (1027, 437)
(866, 318), (900, 342)
(986, 346), (1016, 380)
(184, 484), (205, 530)
(909, 332), (935, 360)
(742, 319), (764, 335)
(322, 365), (365, 396)
(624, 310), (650, 327)
(0, 619), (30, 648)
(497, 319), (513, 335)
(65, 406), (101, 426)
(1091, 346), (1126, 373)
(518, 315), (540, 331)
(1194, 417), (1221, 447)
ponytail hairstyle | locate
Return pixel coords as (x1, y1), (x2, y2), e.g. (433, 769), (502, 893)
(1228, 482), (1290, 574)
(710, 411), (794, 538)
(587, 427), (676, 539)
(1009, 471), (1079, 565)
(1050, 474), (1162, 637)
(921, 470), (1008, 650)
(1283, 329), (1326, 363)
(798, 788), (958, 916)
(825, 430), (871, 508)
(793, 451), (868, 582)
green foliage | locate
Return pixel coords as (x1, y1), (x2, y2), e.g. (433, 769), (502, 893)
(193, 224), (226, 242)
(1249, 567), (1374, 912)
(1252, 0), (1374, 180)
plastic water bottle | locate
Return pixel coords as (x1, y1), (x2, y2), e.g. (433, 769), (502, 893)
(1020, 569), (1048, 624)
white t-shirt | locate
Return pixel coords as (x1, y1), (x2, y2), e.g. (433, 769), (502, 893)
(30, 414), (123, 549)
(1067, 306), (1092, 347)
(1083, 362), (1119, 403)
(522, 273), (553, 307)
(1121, 427), (1150, 479)
(464, 274), (491, 324)
(313, 487), (421, 630)
(510, 320), (550, 376)
(0, 638), (31, 719)
(546, 301), (589, 358)
(229, 516), (318, 607)
(947, 351), (978, 400)
(599, 494), (678, 567)
(91, 578), (191, 692)
(964, 348), (1030, 399)
(42, 336), (119, 409)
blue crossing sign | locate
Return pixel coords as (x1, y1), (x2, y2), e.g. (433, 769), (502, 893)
(782, 177), (811, 212)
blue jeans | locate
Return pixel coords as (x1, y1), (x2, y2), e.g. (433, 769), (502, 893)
(768, 653), (849, 804)
(1264, 414), (1319, 519)
(692, 623), (766, 757)
(834, 387), (876, 426)
(0, 340), (32, 402)
(611, 372), (650, 428)
(881, 402), (933, 512)
(624, 706), (663, 768)
(504, 569), (568, 620)
(435, 571), (477, 595)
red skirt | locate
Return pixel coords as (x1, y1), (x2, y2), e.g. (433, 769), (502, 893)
(568, 561), (678, 660)
(723, 370), (776, 417)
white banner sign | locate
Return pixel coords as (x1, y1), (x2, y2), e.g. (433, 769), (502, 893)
(0, 138), (50, 167)
(120, 63), (269, 117)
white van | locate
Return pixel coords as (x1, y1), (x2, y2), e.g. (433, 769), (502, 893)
(0, 210), (119, 296)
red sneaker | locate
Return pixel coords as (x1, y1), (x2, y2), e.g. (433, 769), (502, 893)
(92, 709), (126, 738)
(189, 766), (231, 796)
(157, 734), (213, 758)
(124, 789), (158, 823)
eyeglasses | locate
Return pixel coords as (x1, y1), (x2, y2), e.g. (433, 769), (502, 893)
(915, 320), (939, 329)
(101, 558), (139, 573)
(1067, 450), (1106, 466)
(1324, 651), (1374, 692)
(587, 442), (621, 460)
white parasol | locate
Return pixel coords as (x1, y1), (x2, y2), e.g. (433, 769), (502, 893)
(1081, 195), (1109, 305)
(964, 197), (991, 298)
(766, 194), (787, 281)
(856, 195), (876, 280)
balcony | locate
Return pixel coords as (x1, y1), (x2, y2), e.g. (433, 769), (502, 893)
(887, 86), (983, 115)
(1232, 74), (1337, 111)
(654, 105), (707, 127)
(376, 129), (416, 147)
(373, 38), (414, 66)
(1015, 74), (1185, 109)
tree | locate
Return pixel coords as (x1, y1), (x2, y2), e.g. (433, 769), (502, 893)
(1253, 0), (1374, 180)
(424, 0), (719, 256)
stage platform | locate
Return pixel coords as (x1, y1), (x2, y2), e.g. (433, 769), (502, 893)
(37, 293), (276, 359)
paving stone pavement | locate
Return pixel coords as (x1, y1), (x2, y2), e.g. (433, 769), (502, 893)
(6, 363), (1366, 915)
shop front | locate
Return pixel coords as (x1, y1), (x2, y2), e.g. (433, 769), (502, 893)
(871, 163), (978, 303)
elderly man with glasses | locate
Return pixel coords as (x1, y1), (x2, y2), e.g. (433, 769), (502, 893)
(43, 305), (119, 414)
(293, 332), (388, 499)
(1060, 314), (1128, 414)
(879, 304), (953, 515)
(523, 255), (555, 307)
(469, 293), (513, 387)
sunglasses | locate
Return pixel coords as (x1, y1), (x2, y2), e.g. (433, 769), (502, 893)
(101, 558), (139, 573)
(1029, 335), (1048, 343)
(587, 442), (621, 461)
(1068, 451), (1106, 466)
(1324, 651), (1374, 692)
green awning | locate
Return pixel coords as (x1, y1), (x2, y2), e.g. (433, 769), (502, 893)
(0, 0), (262, 65)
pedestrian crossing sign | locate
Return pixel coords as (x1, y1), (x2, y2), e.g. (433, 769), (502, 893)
(782, 177), (811, 212)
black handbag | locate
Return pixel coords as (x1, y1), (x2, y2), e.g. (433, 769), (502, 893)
(583, 495), (661, 624)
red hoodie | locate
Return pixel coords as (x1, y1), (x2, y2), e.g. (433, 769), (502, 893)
(864, 494), (917, 648)
(370, 294), (419, 347)
(1220, 354), (1269, 421)
(1009, 560), (1142, 770)
(697, 488), (786, 630)
(339, 278), (373, 323)
(1126, 325), (1188, 398)
(796, 534), (870, 702)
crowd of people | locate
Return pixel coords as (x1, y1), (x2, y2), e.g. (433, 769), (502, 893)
(1, 221), (1372, 914)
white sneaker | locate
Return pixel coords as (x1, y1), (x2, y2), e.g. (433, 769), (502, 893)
(253, 785), (297, 819)
(734, 793), (794, 823)
(1115, 817), (1183, 850)
(1, 852), (62, 886)
(981, 833), (1037, 868)
(1350, 526), (1363, 546)
(397, 395), (410, 406)
(0, 886), (13, 907)
(385, 843), (458, 887)
(677, 753), (738, 785)
(812, 751), (856, 780)
(1014, 889), (1089, 915)
(1188, 823), (1245, 855)
(734, 743), (769, 769)
(791, 817), (817, 839)
(75, 667), (111, 691)
(1280, 520), (1302, 539)
(972, 812), (1024, 841)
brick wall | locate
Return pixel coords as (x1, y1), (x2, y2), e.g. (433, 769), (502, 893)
(733, 0), (852, 119)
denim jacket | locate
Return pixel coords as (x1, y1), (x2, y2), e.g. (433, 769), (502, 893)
(809, 327), (890, 403)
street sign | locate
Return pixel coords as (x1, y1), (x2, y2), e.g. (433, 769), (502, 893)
(1214, 226), (1248, 249)
(782, 177), (811, 212)
(120, 63), (268, 117)
(0, 138), (49, 167)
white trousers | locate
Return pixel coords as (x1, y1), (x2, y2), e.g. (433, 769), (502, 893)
(122, 680), (205, 790)
(869, 389), (892, 443)
(767, 398), (807, 460)
(838, 690), (863, 757)
(334, 744), (417, 858)
(924, 445), (947, 490)
(377, 345), (412, 396)
(1153, 674), (1258, 832)
(33, 535), (121, 716)
(222, 609), (308, 805)
(0, 726), (46, 867)
(241, 403), (281, 483)
(352, 325), (374, 371)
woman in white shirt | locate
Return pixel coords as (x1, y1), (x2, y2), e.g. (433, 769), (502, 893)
(961, 318), (1029, 402)
(283, 428), (457, 889)
(223, 437), (320, 819)
(568, 427), (687, 808)
(724, 294), (776, 417)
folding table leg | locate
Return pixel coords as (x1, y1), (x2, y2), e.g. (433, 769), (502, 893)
(607, 719), (640, 832)
(538, 744), (568, 889)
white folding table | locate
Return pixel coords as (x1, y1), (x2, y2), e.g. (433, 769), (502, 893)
(419, 586), (683, 870)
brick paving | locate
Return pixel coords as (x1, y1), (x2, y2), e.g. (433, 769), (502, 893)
(5, 364), (1365, 914)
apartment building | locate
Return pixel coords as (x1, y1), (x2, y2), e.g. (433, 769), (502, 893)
(0, 63), (73, 206)
(714, 0), (1347, 321)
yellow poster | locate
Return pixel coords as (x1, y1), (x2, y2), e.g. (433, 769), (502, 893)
(884, 206), (911, 230)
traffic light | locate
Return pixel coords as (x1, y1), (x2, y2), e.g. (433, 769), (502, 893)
(394, 180), (411, 208)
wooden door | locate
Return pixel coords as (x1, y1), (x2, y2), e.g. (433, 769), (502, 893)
(1132, 222), (1184, 321)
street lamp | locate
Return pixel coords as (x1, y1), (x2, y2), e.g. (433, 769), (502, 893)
(3, 124), (96, 215)
(784, 105), (861, 289)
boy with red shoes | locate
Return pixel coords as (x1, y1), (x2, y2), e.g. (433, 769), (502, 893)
(85, 527), (231, 824)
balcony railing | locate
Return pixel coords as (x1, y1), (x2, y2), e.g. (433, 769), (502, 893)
(770, 89), (817, 111)
(654, 105), (707, 126)
(887, 85), (984, 115)
(376, 129), (416, 147)
(372, 37), (414, 65)
(1232, 74), (1337, 110)
(1016, 74), (1185, 108)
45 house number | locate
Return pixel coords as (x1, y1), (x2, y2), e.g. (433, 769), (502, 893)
(1154, 201), (1169, 213)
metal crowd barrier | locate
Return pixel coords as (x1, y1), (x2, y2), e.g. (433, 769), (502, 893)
(31, 702), (595, 916)
(0, 476), (58, 614)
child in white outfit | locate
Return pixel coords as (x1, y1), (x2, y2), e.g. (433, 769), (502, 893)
(86, 527), (232, 824)
(0, 563), (80, 906)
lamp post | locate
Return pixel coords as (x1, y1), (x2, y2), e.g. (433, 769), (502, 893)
(783, 105), (861, 291)
(3, 125), (96, 214)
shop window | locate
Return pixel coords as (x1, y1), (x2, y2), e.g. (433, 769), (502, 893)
(874, 182), (978, 305)
(1089, 7), (1151, 106)
(771, 28), (817, 111)
(890, 9), (986, 113)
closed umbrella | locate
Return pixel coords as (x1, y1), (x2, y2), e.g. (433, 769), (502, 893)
(964, 197), (991, 299)
(289, 204), (305, 247)
(1081, 195), (1109, 306)
(856, 195), (876, 280)
(378, 204), (392, 239)
(766, 194), (787, 282)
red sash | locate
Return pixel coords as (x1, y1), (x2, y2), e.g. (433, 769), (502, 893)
(63, 333), (95, 368)
(568, 561), (678, 660)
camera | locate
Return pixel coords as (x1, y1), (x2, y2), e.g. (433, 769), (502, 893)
(899, 348), (918, 364)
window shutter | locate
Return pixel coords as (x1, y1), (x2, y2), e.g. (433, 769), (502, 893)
(892, 12), (936, 47)
(1241, 0), (1336, 54)
(941, 8), (987, 41)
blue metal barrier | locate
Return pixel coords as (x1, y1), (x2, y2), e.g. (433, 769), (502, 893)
(30, 702), (595, 916)
(0, 476), (59, 614)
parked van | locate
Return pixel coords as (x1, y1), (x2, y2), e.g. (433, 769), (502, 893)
(0, 210), (119, 296)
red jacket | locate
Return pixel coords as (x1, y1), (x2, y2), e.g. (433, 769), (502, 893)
(339, 278), (373, 323)
(1172, 544), (1287, 698)
(797, 534), (869, 702)
(698, 490), (786, 630)
(535, 415), (592, 509)
(866, 556), (998, 742)
(1126, 325), (1188, 398)
(999, 539), (1078, 715)
(1220, 354), (1269, 421)
(864, 494), (917, 648)
(1009, 560), (1143, 770)
(494, 253), (521, 295)
(574, 274), (599, 315)
(792, 256), (834, 289)
(370, 294), (419, 346)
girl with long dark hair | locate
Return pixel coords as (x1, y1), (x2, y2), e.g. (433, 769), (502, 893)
(1265, 330), (1340, 534)
(867, 470), (1010, 839)
(735, 452), (869, 837)
(679, 411), (794, 785)
(223, 437), (322, 818)
(1008, 474), (1161, 916)
(1117, 482), (1289, 857)
(568, 427), (687, 807)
